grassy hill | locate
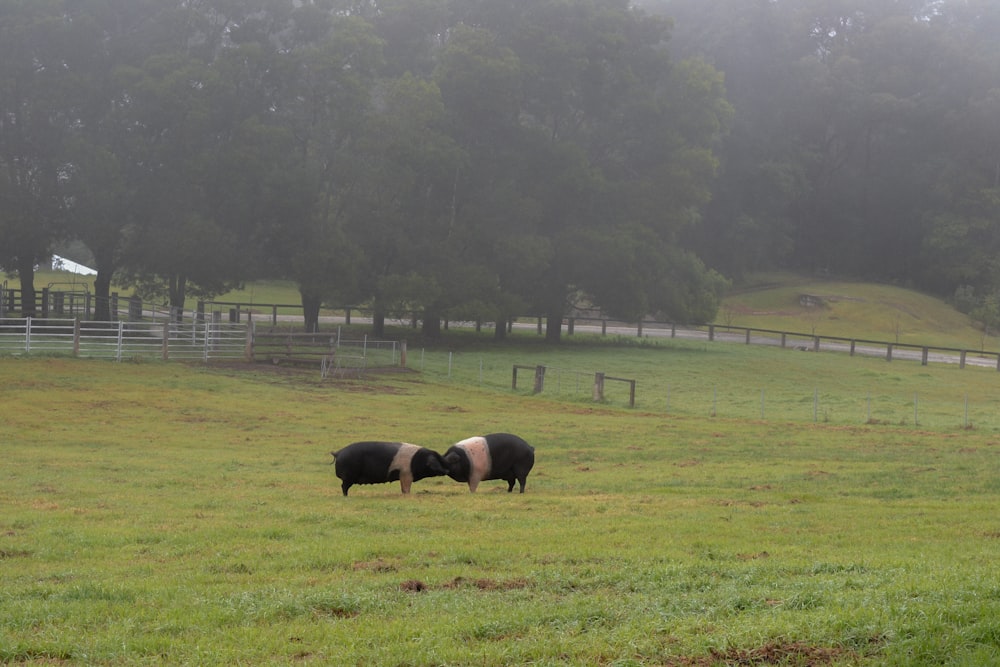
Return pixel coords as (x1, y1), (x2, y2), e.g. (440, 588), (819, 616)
(718, 272), (987, 351)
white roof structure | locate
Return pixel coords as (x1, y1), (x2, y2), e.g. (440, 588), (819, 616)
(52, 255), (97, 276)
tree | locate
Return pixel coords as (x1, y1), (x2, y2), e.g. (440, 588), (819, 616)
(0, 0), (73, 315)
(434, 0), (732, 341)
(263, 11), (383, 331)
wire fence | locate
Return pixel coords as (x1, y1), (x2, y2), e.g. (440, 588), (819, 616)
(4, 313), (999, 431)
(408, 347), (1000, 431)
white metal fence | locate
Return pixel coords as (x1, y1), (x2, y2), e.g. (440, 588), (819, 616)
(0, 318), (248, 361)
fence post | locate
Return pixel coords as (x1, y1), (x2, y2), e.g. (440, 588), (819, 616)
(533, 365), (546, 394)
(921, 347), (929, 365)
(593, 372), (605, 402)
(25, 317), (31, 353)
(602, 320), (607, 335)
(850, 340), (856, 356)
(886, 343), (893, 362)
(637, 320), (643, 337)
(813, 336), (820, 352)
(41, 288), (50, 318)
(116, 321), (124, 361)
(960, 350), (967, 369)
(709, 325), (715, 341)
(781, 333), (787, 348)
(628, 379), (636, 408)
(162, 321), (170, 361)
(245, 320), (255, 361)
(745, 329), (751, 344)
(400, 339), (407, 367)
(73, 319), (81, 357)
(567, 318), (574, 335)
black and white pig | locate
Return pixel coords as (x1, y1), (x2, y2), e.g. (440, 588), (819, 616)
(443, 433), (535, 493)
(330, 441), (448, 496)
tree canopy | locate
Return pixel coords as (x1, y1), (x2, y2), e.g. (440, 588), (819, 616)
(3, 0), (996, 333)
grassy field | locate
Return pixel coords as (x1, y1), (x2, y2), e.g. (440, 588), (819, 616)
(3, 350), (1000, 665)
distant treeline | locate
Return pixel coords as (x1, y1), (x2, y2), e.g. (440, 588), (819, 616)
(2, 1), (996, 339)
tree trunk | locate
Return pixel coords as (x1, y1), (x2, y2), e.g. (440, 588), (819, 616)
(93, 270), (114, 321)
(168, 274), (187, 309)
(300, 290), (321, 332)
(372, 309), (386, 338)
(545, 313), (562, 343)
(421, 310), (442, 338)
(494, 317), (508, 340)
(17, 257), (37, 317)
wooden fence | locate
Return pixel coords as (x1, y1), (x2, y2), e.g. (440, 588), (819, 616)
(512, 364), (636, 407)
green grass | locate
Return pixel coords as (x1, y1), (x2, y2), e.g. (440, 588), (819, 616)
(720, 272), (986, 351)
(3, 354), (1000, 665)
(409, 337), (1000, 431)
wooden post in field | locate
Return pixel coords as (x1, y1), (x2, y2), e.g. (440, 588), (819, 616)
(400, 340), (407, 367)
(886, 343), (893, 361)
(593, 372), (605, 402)
(708, 325), (715, 341)
(637, 320), (643, 337)
(922, 347), (929, 365)
(245, 319), (254, 361)
(162, 322), (170, 360)
(73, 319), (81, 357)
(960, 350), (967, 368)
(533, 365), (546, 394)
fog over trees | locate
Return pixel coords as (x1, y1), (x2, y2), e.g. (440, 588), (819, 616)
(1, 0), (997, 337)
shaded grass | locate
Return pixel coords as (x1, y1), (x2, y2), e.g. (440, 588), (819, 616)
(2, 356), (1000, 665)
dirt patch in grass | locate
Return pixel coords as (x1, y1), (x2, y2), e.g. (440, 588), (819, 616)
(353, 557), (400, 573)
(200, 360), (412, 393)
(671, 641), (859, 666)
(399, 579), (428, 592)
(399, 576), (531, 593)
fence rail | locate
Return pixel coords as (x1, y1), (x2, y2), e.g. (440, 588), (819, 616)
(0, 318), (248, 361)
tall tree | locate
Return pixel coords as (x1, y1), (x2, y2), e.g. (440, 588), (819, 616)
(264, 10), (383, 331)
(0, 0), (73, 315)
(436, 0), (733, 341)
